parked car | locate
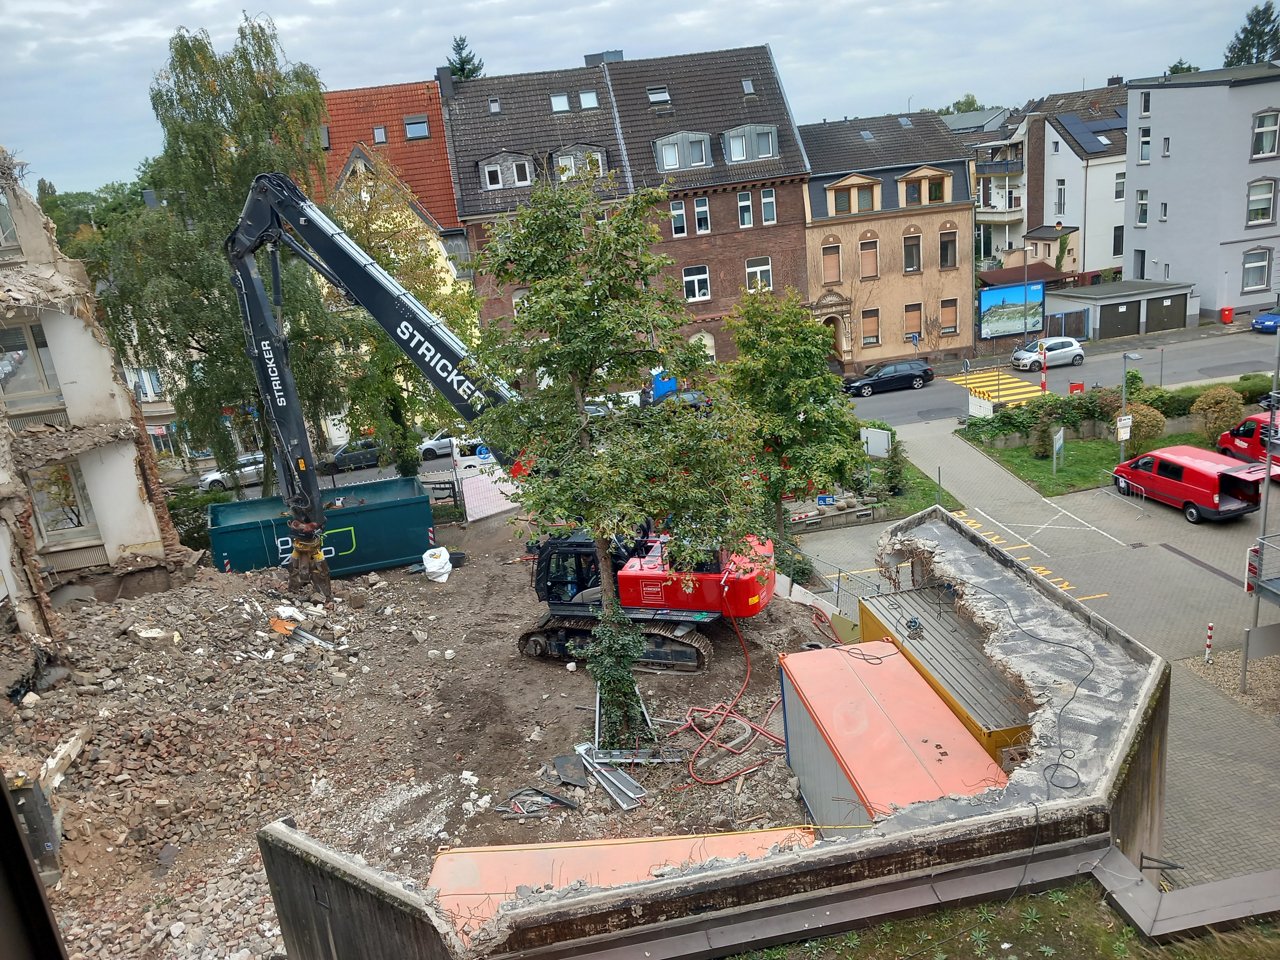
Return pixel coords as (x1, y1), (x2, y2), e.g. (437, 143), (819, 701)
(640, 388), (712, 411)
(418, 428), (455, 461)
(843, 360), (934, 397)
(318, 438), (384, 475)
(1113, 445), (1267, 523)
(1010, 337), (1084, 371)
(1251, 312), (1280, 334)
(1217, 412), (1280, 463)
(198, 452), (265, 491)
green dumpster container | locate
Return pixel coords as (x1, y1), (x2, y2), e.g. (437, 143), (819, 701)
(208, 476), (435, 577)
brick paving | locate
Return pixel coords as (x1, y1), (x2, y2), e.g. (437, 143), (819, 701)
(798, 415), (1280, 887)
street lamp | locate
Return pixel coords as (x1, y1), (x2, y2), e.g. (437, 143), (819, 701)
(1022, 246), (1032, 347)
(1120, 352), (1142, 464)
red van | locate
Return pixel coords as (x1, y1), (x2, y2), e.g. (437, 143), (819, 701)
(1218, 413), (1280, 462)
(1113, 446), (1266, 523)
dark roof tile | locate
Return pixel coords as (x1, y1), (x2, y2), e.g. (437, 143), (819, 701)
(799, 112), (969, 175)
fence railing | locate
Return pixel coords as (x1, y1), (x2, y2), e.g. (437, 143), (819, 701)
(789, 549), (886, 623)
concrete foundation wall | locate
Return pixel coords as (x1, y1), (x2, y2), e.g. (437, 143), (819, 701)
(258, 820), (457, 960)
(1108, 660), (1170, 878)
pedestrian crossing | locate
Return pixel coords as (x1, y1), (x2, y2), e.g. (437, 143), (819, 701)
(946, 369), (1047, 407)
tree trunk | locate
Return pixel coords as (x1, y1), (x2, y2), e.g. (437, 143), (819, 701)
(593, 536), (618, 608)
(774, 498), (785, 546)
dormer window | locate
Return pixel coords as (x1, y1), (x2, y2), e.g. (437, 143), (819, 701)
(550, 93), (570, 112)
(647, 86), (671, 104)
(655, 132), (713, 172)
(484, 165), (502, 189)
(512, 161), (532, 186)
(723, 124), (779, 164)
(898, 166), (952, 207)
(558, 156), (576, 180)
(826, 174), (881, 216)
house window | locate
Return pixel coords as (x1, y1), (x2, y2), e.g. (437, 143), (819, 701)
(928, 178), (944, 203)
(1162, 137), (1170, 157)
(1055, 179), (1066, 216)
(1164, 263), (1171, 280)
(859, 239), (879, 278)
(746, 256), (772, 291)
(558, 156), (576, 181)
(728, 134), (747, 162)
(373, 125), (387, 144)
(940, 298), (958, 334)
(647, 86), (671, 104)
(861, 309), (880, 346)
(834, 190), (851, 214)
(1139, 91), (1151, 116)
(512, 161), (532, 186)
(550, 93), (570, 112)
(683, 265), (710, 301)
(904, 303), (922, 339)
(670, 201), (687, 238)
(661, 143), (680, 170)
(320, 125), (331, 151)
(1114, 171), (1126, 200)
(1052, 140), (1060, 153)
(580, 90), (599, 109)
(1244, 248), (1271, 291)
(1139, 127), (1151, 162)
(738, 191), (753, 228)
(694, 197), (711, 234)
(756, 130), (774, 158)
(903, 235), (922, 273)
(689, 139), (707, 166)
(1249, 180), (1276, 224)
(905, 181), (922, 206)
(0, 323), (59, 399)
(822, 244), (841, 284)
(0, 192), (18, 249)
(484, 165), (502, 189)
(1113, 224), (1124, 257)
(742, 79), (755, 95)
(489, 97), (501, 113)
(29, 462), (98, 545)
(1136, 189), (1149, 225)
(1030, 243), (1039, 257)
(588, 152), (605, 176)
(761, 188), (776, 225)
(939, 230), (957, 269)
(1159, 201), (1168, 221)
(1254, 112), (1279, 158)
(404, 115), (429, 139)
(857, 186), (874, 211)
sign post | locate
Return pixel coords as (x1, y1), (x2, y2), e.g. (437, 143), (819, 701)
(1040, 344), (1048, 392)
(1052, 427), (1065, 475)
(1116, 414), (1133, 444)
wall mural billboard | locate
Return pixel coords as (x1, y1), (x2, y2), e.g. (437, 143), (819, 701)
(979, 281), (1044, 340)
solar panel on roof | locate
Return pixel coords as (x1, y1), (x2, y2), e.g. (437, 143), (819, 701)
(1058, 113), (1108, 153)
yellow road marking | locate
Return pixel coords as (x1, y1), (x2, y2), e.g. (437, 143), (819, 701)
(1075, 593), (1110, 601)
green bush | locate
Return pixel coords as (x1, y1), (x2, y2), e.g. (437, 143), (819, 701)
(882, 439), (906, 494)
(777, 543), (816, 585)
(1029, 408), (1054, 459)
(1127, 401), (1166, 451)
(1191, 385), (1245, 443)
(166, 486), (233, 552)
(1235, 374), (1273, 405)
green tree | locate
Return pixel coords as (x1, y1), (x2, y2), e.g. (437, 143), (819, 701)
(1224, 2), (1280, 66)
(724, 290), (865, 541)
(1168, 58), (1200, 74)
(474, 175), (767, 744)
(932, 93), (994, 115)
(324, 150), (481, 475)
(97, 15), (342, 488)
(447, 36), (484, 79)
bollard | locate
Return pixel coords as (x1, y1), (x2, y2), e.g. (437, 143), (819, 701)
(223, 558), (231, 573)
(1204, 622), (1214, 664)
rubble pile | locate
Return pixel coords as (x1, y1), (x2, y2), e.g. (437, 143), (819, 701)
(2, 520), (819, 959)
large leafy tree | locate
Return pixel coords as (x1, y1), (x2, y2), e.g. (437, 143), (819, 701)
(447, 36), (484, 79)
(725, 291), (866, 542)
(1224, 2), (1280, 66)
(473, 175), (767, 743)
(323, 150), (481, 474)
(96, 15), (342, 489)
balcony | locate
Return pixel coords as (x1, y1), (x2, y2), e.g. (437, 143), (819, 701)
(976, 160), (1023, 177)
(976, 201), (1025, 225)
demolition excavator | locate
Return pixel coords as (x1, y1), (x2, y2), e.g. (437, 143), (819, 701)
(225, 173), (773, 670)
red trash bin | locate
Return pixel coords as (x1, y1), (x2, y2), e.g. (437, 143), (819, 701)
(1220, 306), (1235, 324)
(1068, 382), (1085, 395)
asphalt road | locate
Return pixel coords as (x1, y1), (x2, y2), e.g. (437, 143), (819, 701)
(850, 329), (1277, 426)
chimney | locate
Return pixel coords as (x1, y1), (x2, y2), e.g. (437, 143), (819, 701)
(584, 50), (624, 67)
(435, 66), (454, 100)
(1107, 75), (1123, 86)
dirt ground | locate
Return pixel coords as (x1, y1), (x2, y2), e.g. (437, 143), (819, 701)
(3, 513), (826, 958)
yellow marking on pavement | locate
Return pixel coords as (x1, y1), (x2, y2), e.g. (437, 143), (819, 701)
(950, 510), (1091, 595)
(1076, 593), (1109, 601)
(947, 370), (1047, 407)
(1007, 543), (1030, 550)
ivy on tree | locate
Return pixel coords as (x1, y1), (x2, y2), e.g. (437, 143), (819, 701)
(473, 174), (767, 745)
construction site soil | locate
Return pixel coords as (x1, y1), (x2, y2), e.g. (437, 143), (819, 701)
(3, 514), (825, 959)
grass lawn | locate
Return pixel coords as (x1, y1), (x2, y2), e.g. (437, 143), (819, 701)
(978, 431), (1211, 497)
(882, 459), (962, 517)
(729, 879), (1279, 960)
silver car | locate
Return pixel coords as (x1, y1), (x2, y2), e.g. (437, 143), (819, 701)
(1011, 337), (1084, 371)
(197, 452), (265, 491)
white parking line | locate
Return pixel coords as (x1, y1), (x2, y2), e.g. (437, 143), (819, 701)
(1041, 498), (1129, 546)
(971, 507), (1051, 558)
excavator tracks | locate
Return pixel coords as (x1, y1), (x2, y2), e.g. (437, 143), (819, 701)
(517, 613), (712, 672)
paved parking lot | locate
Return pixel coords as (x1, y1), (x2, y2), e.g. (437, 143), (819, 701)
(798, 417), (1280, 887)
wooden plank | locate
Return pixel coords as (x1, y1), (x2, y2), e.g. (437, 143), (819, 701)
(38, 728), (88, 793)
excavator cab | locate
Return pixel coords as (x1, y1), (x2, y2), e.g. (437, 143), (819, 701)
(534, 534), (603, 607)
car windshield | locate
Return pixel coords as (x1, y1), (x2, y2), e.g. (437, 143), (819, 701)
(862, 364), (885, 377)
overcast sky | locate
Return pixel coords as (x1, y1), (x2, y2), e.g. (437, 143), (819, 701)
(0, 1), (1250, 193)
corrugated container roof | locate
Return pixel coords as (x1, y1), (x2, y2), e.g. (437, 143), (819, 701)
(780, 643), (1006, 817)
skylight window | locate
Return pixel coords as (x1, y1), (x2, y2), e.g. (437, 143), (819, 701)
(550, 93), (570, 112)
(1097, 134), (1111, 145)
(647, 86), (671, 104)
(860, 130), (874, 141)
(489, 97), (501, 114)
(899, 117), (913, 128)
(580, 90), (599, 109)
(742, 79), (755, 95)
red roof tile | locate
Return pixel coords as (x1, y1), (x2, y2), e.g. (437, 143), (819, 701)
(322, 81), (459, 229)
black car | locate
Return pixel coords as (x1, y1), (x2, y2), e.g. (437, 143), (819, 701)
(843, 360), (935, 397)
(318, 438), (385, 474)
